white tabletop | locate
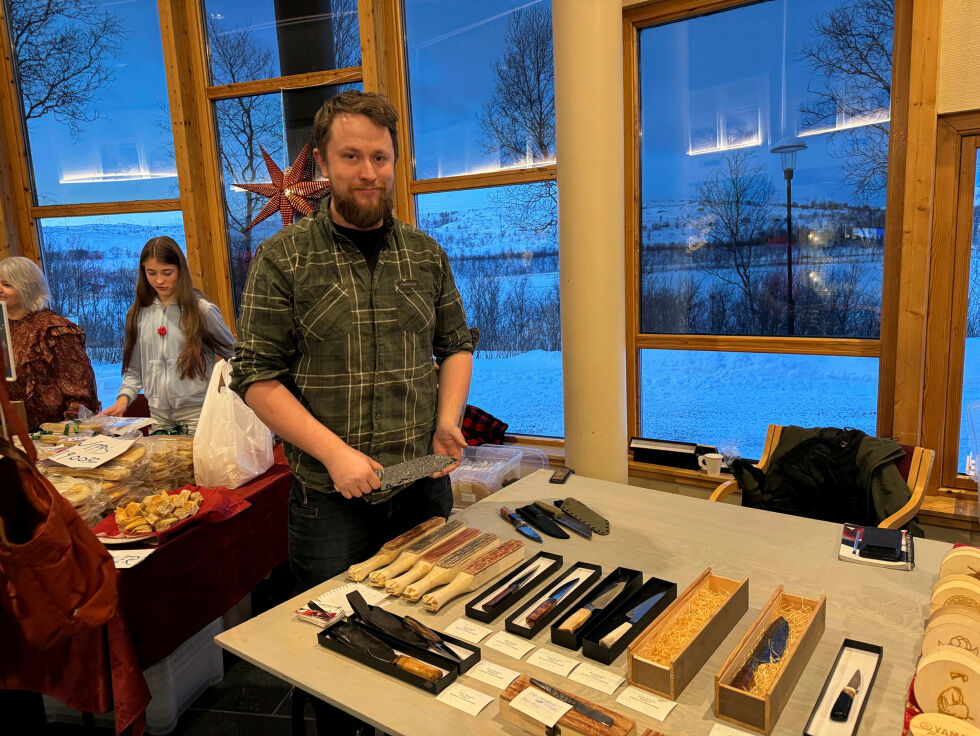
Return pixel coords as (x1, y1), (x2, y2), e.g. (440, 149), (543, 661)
(216, 468), (947, 735)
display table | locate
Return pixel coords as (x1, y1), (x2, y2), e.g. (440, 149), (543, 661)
(1, 444), (293, 734)
(216, 467), (948, 735)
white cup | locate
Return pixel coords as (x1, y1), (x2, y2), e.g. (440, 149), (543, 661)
(699, 452), (723, 475)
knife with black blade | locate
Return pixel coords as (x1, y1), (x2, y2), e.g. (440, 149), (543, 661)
(598, 591), (667, 648)
(515, 504), (569, 539)
(402, 616), (463, 662)
(528, 677), (614, 727)
(500, 506), (543, 543)
(525, 577), (581, 626)
(557, 579), (628, 633)
(533, 500), (593, 539)
(482, 563), (543, 612)
(375, 455), (457, 491)
(331, 621), (444, 682)
(730, 616), (790, 690)
(830, 670), (862, 721)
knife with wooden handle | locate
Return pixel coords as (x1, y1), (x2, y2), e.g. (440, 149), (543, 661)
(403, 532), (498, 601)
(422, 540), (525, 612)
(384, 527), (482, 596)
(368, 520), (467, 586)
(347, 517), (445, 581)
(557, 579), (627, 633)
(525, 578), (581, 626)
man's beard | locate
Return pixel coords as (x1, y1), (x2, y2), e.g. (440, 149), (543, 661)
(332, 182), (393, 229)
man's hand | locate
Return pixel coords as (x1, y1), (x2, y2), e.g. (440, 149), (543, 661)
(324, 445), (383, 499)
(431, 421), (467, 477)
(100, 397), (129, 417)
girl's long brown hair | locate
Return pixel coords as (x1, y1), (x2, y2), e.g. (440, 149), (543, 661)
(122, 237), (232, 381)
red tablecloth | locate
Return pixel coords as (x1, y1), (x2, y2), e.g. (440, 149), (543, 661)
(1, 444), (292, 734)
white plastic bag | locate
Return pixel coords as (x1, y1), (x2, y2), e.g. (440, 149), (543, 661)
(193, 360), (274, 489)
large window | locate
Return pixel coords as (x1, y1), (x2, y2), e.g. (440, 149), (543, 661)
(963, 152), (980, 469)
(629, 0), (891, 453)
(403, 0), (561, 437)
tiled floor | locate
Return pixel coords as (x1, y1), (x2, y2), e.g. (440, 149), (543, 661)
(41, 654), (316, 735)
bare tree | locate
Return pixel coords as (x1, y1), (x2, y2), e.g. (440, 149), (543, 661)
(687, 151), (776, 331)
(479, 4), (557, 238)
(799, 0), (893, 199)
(8, 0), (124, 137)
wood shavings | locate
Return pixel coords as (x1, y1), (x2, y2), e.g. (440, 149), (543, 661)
(637, 586), (730, 665)
(745, 599), (814, 696)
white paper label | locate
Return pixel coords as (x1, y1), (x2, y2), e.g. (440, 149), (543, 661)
(436, 682), (494, 716)
(108, 548), (156, 568)
(444, 618), (492, 644)
(50, 435), (138, 468)
(568, 662), (625, 695)
(485, 631), (535, 659)
(107, 417), (155, 435)
(313, 582), (388, 617)
(509, 685), (572, 727)
(709, 724), (756, 736)
(526, 648), (578, 677)
(467, 660), (520, 689)
(615, 685), (677, 721)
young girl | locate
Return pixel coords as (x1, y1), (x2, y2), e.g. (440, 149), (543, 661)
(101, 237), (235, 434)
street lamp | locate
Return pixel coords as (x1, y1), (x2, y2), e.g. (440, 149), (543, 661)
(770, 138), (807, 335)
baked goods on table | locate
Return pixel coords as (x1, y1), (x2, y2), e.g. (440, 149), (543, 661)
(114, 489), (204, 534)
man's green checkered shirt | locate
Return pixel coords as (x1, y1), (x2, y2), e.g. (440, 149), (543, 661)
(230, 205), (477, 503)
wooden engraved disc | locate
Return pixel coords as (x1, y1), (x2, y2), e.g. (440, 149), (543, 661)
(931, 576), (980, 616)
(923, 607), (980, 658)
(940, 547), (980, 582)
(914, 648), (980, 724)
(910, 712), (980, 736)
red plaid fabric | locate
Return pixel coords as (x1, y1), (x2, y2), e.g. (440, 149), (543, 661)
(461, 404), (508, 446)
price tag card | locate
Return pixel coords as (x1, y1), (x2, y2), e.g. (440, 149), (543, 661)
(615, 686), (677, 721)
(709, 724), (756, 736)
(568, 662), (625, 695)
(108, 548), (156, 569)
(436, 683), (494, 716)
(50, 435), (138, 469)
(526, 648), (578, 677)
(467, 660), (520, 689)
(510, 685), (572, 728)
(444, 618), (492, 645)
(485, 631), (536, 659)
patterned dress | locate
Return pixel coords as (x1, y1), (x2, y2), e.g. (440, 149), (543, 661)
(7, 309), (100, 429)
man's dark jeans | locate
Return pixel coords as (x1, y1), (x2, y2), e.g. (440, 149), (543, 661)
(288, 473), (453, 592)
(288, 474), (452, 735)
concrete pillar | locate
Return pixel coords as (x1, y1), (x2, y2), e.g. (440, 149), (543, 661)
(553, 0), (628, 483)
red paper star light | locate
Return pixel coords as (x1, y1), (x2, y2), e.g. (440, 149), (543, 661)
(235, 137), (330, 229)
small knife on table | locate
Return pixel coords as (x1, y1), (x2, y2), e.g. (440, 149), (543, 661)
(500, 506), (543, 543)
(516, 503), (569, 539)
(482, 564), (543, 612)
(528, 677), (614, 727)
(533, 500), (593, 539)
(830, 670), (862, 721)
(557, 579), (627, 633)
(525, 577), (581, 626)
(598, 591), (666, 648)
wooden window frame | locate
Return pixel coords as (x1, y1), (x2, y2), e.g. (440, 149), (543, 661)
(622, 0), (941, 463)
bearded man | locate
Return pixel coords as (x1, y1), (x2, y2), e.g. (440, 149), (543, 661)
(231, 91), (477, 592)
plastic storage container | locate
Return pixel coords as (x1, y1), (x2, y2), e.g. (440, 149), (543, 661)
(44, 617), (224, 734)
(451, 444), (548, 508)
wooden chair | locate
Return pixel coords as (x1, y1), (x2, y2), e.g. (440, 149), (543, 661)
(708, 424), (935, 529)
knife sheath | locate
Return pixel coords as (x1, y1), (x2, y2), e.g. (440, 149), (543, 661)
(368, 520), (467, 586)
(558, 498), (610, 535)
(422, 539), (525, 612)
(516, 504), (569, 539)
(347, 517), (445, 581)
(385, 527), (482, 596)
(403, 532), (498, 601)
(331, 622), (443, 683)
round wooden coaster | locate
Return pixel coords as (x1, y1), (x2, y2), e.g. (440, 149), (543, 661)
(924, 608), (980, 658)
(931, 577), (980, 615)
(940, 547), (980, 582)
(910, 712), (980, 736)
(915, 648), (980, 723)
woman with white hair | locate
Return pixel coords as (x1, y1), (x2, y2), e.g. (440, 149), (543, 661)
(0, 256), (99, 428)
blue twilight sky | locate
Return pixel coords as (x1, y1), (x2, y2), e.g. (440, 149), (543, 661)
(22, 0), (888, 211)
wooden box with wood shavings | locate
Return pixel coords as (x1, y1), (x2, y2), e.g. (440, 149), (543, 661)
(627, 567), (748, 700)
(714, 586), (826, 735)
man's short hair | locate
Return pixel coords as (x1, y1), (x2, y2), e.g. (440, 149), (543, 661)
(314, 90), (400, 161)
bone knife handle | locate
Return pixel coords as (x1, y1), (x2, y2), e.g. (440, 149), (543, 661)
(525, 598), (558, 626)
(557, 608), (592, 634)
(422, 573), (474, 612)
(369, 554), (415, 586)
(599, 621), (632, 648)
(393, 655), (442, 682)
(385, 562), (431, 596)
(403, 567), (451, 601)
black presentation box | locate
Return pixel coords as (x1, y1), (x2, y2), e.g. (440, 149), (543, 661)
(630, 437), (718, 470)
(465, 551), (562, 623)
(504, 562), (602, 639)
(550, 567), (643, 652)
(582, 575), (677, 665)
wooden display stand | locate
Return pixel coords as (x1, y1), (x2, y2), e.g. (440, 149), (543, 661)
(628, 568), (749, 700)
(714, 586), (826, 735)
